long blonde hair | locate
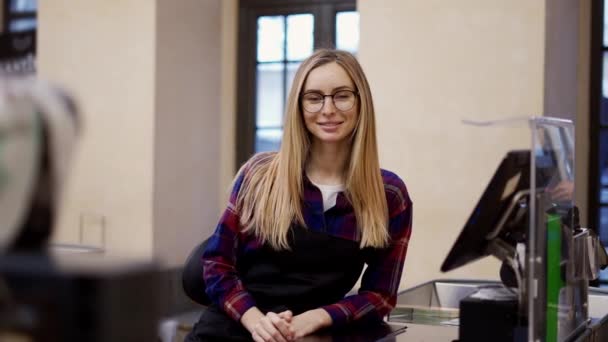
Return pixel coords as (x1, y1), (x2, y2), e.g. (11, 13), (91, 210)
(236, 49), (389, 250)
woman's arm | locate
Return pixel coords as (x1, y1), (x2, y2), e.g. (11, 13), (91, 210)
(203, 208), (258, 320)
(203, 164), (294, 341)
(321, 182), (413, 327)
(289, 309), (332, 339)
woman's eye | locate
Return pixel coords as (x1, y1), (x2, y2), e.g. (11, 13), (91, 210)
(305, 95), (322, 102)
(334, 93), (351, 100)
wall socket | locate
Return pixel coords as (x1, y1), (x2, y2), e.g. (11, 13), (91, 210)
(79, 212), (106, 249)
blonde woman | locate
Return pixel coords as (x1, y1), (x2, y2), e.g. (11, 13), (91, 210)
(187, 49), (413, 342)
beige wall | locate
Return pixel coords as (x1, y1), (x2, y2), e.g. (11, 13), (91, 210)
(39, 1), (227, 264)
(576, 0), (591, 227)
(39, 0), (157, 259)
(358, 1), (547, 288)
(219, 0), (238, 208)
(153, 0), (222, 266)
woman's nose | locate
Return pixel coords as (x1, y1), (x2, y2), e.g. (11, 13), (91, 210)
(321, 96), (336, 115)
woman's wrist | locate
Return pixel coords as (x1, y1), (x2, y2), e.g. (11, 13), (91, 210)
(240, 306), (264, 333)
(312, 308), (332, 329)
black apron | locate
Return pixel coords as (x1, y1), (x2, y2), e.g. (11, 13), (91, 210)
(186, 225), (368, 341)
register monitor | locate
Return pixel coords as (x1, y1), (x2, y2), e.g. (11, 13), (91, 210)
(441, 149), (557, 273)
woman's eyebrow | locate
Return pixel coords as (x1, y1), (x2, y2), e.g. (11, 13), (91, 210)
(332, 85), (354, 91)
(302, 85), (355, 93)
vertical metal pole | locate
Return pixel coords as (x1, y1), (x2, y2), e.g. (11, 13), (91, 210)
(528, 118), (538, 342)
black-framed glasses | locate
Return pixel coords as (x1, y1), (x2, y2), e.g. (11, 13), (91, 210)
(300, 89), (358, 113)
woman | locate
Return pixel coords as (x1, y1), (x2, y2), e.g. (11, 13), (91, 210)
(187, 49), (412, 342)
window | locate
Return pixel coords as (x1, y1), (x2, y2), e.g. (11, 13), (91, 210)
(237, 0), (358, 167)
(254, 14), (315, 152)
(590, 0), (608, 284)
(0, 0), (36, 74)
(4, 0), (37, 33)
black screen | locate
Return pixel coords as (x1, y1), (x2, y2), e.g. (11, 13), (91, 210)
(441, 150), (535, 272)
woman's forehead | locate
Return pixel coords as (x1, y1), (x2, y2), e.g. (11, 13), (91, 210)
(303, 62), (354, 91)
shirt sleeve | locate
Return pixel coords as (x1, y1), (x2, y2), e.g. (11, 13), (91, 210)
(202, 169), (257, 322)
(321, 181), (413, 327)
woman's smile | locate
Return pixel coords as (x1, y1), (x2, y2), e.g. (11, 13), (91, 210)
(318, 121), (344, 132)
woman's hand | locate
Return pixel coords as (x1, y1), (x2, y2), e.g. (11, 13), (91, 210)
(290, 309), (332, 339)
(241, 307), (295, 342)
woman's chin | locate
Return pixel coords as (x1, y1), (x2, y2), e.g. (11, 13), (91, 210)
(312, 134), (349, 145)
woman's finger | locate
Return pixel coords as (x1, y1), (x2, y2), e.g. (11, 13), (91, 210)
(254, 323), (276, 342)
(278, 310), (293, 321)
(268, 312), (294, 340)
(260, 318), (286, 342)
(251, 331), (265, 342)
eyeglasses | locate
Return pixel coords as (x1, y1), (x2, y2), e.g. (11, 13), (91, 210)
(300, 90), (358, 113)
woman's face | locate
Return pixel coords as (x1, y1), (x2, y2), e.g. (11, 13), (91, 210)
(301, 62), (359, 146)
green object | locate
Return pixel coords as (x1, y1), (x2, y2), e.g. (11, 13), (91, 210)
(546, 213), (564, 342)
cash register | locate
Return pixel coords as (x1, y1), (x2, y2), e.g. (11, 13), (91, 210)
(440, 150), (537, 341)
(440, 131), (608, 341)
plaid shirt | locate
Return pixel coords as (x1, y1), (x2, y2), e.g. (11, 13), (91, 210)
(202, 156), (413, 327)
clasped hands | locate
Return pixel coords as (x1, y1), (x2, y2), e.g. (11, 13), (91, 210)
(241, 307), (332, 342)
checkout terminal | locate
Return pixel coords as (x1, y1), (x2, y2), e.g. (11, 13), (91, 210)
(387, 118), (608, 342)
(296, 146), (575, 339)
(439, 149), (557, 341)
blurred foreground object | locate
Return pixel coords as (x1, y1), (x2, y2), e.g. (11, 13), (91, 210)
(0, 76), (78, 252)
(0, 77), (162, 341)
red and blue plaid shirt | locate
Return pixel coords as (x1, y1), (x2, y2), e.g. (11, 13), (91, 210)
(202, 156), (413, 327)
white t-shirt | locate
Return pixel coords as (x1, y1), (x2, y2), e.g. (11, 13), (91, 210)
(309, 179), (345, 212)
